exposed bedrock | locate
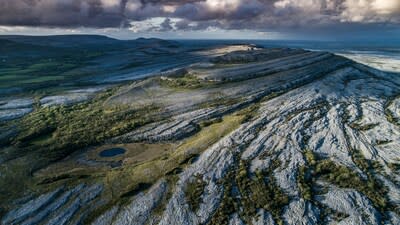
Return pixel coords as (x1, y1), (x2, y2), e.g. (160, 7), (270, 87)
(1, 184), (103, 225)
(0, 98), (34, 121)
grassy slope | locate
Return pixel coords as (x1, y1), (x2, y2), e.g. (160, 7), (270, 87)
(102, 113), (244, 202)
(0, 74), (246, 214)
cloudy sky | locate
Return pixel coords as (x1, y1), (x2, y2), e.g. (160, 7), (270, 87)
(0, 0), (399, 40)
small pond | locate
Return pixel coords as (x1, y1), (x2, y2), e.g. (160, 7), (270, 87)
(99, 148), (126, 157)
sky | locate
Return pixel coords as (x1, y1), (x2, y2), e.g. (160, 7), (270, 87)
(0, 0), (399, 40)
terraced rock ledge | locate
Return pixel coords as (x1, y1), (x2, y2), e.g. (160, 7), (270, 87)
(1, 47), (400, 225)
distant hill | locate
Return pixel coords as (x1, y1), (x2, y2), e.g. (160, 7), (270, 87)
(0, 35), (180, 49)
(0, 38), (62, 58)
(0, 39), (43, 51)
(134, 37), (180, 49)
(0, 35), (119, 48)
(0, 35), (186, 95)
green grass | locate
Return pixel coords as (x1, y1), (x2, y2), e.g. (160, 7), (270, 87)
(90, 113), (245, 218)
(0, 74), (30, 81)
(18, 76), (65, 84)
(198, 95), (243, 109)
(0, 49), (104, 91)
(0, 85), (248, 217)
(0, 87), (161, 207)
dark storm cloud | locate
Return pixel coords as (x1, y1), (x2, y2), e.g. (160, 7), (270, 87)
(0, 0), (124, 27)
(0, 0), (399, 32)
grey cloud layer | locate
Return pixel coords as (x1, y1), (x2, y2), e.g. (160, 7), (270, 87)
(0, 0), (399, 31)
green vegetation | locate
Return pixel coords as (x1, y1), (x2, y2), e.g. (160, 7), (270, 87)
(375, 139), (392, 145)
(3, 41), (398, 223)
(297, 149), (394, 220)
(285, 101), (330, 123)
(238, 161), (289, 224)
(146, 175), (179, 221)
(339, 107), (397, 215)
(349, 122), (379, 131)
(388, 162), (400, 173)
(159, 74), (210, 89)
(0, 87), (162, 207)
(94, 113), (245, 219)
(209, 169), (237, 225)
(261, 91), (286, 101)
(298, 165), (313, 201)
(199, 117), (223, 127)
(235, 103), (261, 124)
(384, 97), (400, 126)
(38, 174), (89, 185)
(199, 95), (242, 109)
(209, 159), (289, 225)
(304, 150), (317, 166)
(297, 150), (316, 201)
(349, 148), (384, 174)
(319, 206), (349, 222)
(314, 159), (388, 211)
(13, 88), (158, 160)
(0, 51), (103, 90)
(185, 174), (207, 211)
(385, 111), (398, 124)
(120, 183), (153, 199)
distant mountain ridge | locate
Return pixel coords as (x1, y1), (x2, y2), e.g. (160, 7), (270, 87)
(0, 35), (196, 96)
(0, 35), (179, 48)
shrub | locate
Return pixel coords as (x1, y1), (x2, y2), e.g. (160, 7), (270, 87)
(13, 90), (158, 162)
(185, 174), (207, 212)
(209, 160), (289, 225)
(315, 159), (388, 211)
(297, 166), (313, 201)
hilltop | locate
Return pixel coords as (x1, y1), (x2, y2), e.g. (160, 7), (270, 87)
(0, 40), (399, 225)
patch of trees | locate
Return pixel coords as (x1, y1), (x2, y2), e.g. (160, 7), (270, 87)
(13, 91), (158, 161)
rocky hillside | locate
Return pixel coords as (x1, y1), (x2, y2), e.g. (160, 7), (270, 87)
(1, 47), (400, 225)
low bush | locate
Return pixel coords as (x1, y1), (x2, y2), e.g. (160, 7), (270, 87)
(185, 174), (207, 211)
(159, 74), (207, 89)
(315, 159), (388, 211)
(210, 159), (289, 225)
(13, 88), (158, 161)
(298, 166), (313, 201)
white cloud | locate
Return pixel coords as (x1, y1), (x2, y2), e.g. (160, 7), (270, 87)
(372, 0), (400, 14)
(101, 0), (119, 8)
(204, 0), (242, 11)
(128, 17), (183, 33)
(126, 1), (142, 12)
